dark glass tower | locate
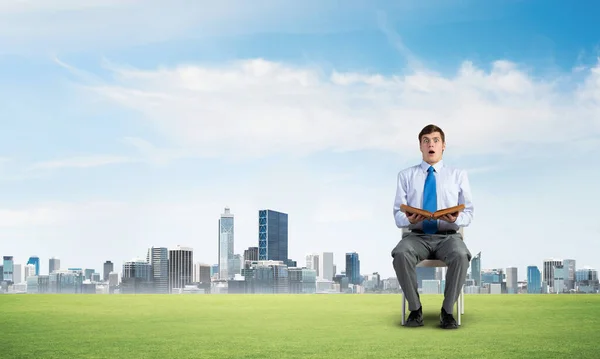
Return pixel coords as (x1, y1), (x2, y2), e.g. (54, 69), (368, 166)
(345, 252), (361, 285)
(258, 209), (288, 262)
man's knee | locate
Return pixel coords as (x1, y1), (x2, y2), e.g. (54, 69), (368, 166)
(446, 246), (471, 266)
(391, 243), (418, 267)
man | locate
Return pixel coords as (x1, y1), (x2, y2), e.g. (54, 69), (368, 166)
(391, 124), (473, 329)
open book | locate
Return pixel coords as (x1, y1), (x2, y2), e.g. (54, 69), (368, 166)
(400, 204), (465, 220)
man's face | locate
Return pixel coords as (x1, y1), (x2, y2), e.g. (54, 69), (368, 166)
(420, 132), (445, 164)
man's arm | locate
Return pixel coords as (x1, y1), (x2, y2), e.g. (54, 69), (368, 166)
(454, 169), (474, 227)
(393, 171), (411, 228)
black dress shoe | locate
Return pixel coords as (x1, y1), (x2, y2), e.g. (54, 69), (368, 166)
(439, 307), (458, 329)
(405, 306), (424, 327)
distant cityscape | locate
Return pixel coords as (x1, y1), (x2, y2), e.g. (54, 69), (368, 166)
(1, 207), (599, 295)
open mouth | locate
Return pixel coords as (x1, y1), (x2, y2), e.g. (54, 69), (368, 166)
(428, 150), (435, 155)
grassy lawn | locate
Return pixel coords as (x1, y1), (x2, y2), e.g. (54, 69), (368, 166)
(2, 294), (599, 358)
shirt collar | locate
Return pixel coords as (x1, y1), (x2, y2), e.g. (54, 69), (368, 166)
(420, 160), (444, 173)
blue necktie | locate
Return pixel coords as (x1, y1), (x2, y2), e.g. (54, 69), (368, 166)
(422, 166), (438, 234)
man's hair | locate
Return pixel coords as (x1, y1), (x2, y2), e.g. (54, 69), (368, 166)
(418, 124), (445, 143)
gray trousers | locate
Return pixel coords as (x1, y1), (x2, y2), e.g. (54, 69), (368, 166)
(391, 231), (471, 313)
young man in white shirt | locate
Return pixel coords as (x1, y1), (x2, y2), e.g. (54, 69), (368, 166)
(392, 124), (474, 329)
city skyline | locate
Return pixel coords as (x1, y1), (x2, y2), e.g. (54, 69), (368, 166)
(1, 1), (599, 280)
(3, 246), (598, 296)
(1, 204), (599, 283)
(2, 210), (596, 284)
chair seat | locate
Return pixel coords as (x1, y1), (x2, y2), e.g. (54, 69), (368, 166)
(417, 259), (447, 267)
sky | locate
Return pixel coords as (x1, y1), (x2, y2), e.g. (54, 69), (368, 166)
(1, 0), (599, 281)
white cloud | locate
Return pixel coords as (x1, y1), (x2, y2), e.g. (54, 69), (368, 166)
(66, 57), (600, 160)
(30, 155), (134, 170)
(26, 136), (190, 171)
(0, 201), (126, 227)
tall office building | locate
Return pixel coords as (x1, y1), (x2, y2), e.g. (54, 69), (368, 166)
(543, 258), (562, 290)
(576, 267), (598, 282)
(27, 256), (40, 276)
(219, 207), (234, 280)
(470, 252), (481, 286)
(193, 263), (211, 284)
(147, 247), (169, 294)
(527, 266), (541, 294)
(416, 267), (436, 289)
(24, 264), (36, 281)
(169, 246), (193, 291)
(121, 258), (153, 294)
(553, 264), (566, 293)
(562, 259), (576, 290)
(231, 254), (242, 276)
(103, 261), (114, 282)
(506, 267), (518, 294)
(12, 264), (22, 284)
(244, 247), (259, 263)
(84, 269), (95, 280)
(258, 209), (288, 262)
(319, 252), (334, 281)
(49, 257), (60, 274)
(2, 256), (14, 284)
(481, 268), (503, 284)
(306, 253), (319, 277)
(345, 252), (361, 285)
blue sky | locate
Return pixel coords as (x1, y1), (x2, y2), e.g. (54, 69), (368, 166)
(1, 0), (599, 281)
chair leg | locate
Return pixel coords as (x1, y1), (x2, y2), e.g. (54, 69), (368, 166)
(457, 292), (462, 326)
(461, 285), (465, 315)
(401, 292), (406, 325)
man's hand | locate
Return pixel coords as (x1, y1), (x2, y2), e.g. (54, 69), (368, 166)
(407, 213), (427, 224)
(440, 212), (458, 223)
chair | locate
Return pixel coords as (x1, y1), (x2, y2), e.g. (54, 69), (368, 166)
(400, 228), (465, 326)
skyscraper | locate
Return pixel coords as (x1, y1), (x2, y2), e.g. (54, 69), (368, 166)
(506, 267), (518, 294)
(103, 261), (114, 282)
(169, 246), (193, 291)
(121, 258), (153, 294)
(470, 252), (481, 286)
(49, 257), (60, 274)
(219, 207), (234, 280)
(258, 209), (288, 262)
(319, 252), (334, 281)
(24, 264), (36, 280)
(345, 252), (361, 285)
(543, 258), (562, 290)
(306, 253), (319, 277)
(27, 256), (40, 276)
(416, 267), (436, 289)
(527, 266), (541, 294)
(193, 263), (211, 284)
(562, 259), (576, 291)
(147, 247), (169, 294)
(13, 264), (22, 284)
(2, 256), (14, 284)
(244, 247), (259, 263)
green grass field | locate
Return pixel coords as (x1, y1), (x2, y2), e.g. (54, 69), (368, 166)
(2, 294), (599, 358)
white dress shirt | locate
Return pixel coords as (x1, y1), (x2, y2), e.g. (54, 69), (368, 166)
(393, 160), (474, 231)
